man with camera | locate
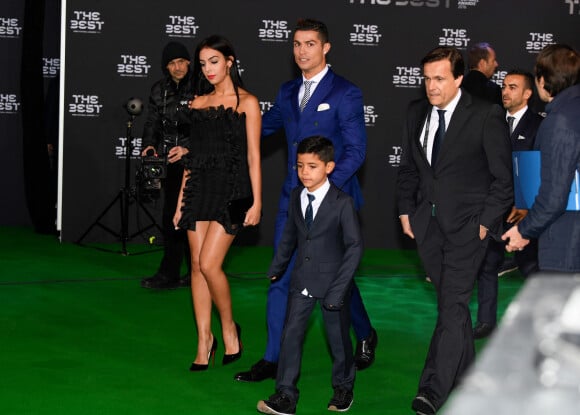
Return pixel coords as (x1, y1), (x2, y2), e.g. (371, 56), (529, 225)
(140, 41), (194, 290)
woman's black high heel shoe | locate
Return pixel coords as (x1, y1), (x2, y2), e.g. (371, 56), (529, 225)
(222, 322), (242, 365)
(190, 336), (218, 371)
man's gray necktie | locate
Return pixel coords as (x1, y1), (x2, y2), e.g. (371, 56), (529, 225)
(507, 116), (515, 134)
(299, 80), (313, 112)
(305, 193), (315, 229)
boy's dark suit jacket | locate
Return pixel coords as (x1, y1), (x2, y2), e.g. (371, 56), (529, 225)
(268, 184), (363, 309)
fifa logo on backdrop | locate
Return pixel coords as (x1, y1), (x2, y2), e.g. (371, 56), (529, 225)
(0, 17), (22, 38)
(0, 94), (21, 113)
(439, 28), (470, 48)
(388, 146), (402, 167)
(526, 33), (556, 53)
(117, 55), (151, 77)
(364, 106), (379, 126)
(392, 66), (422, 88)
(69, 11), (104, 33)
(68, 94), (103, 116)
(258, 20), (292, 42)
(349, 24), (382, 46)
(564, 0), (580, 15)
(43, 58), (60, 77)
(166, 16), (199, 37)
(348, 0), (450, 8)
(259, 101), (273, 114)
(116, 137), (143, 159)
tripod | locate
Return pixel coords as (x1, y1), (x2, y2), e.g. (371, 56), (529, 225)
(76, 105), (163, 255)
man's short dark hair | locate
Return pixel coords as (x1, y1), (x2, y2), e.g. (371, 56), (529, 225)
(535, 44), (580, 97)
(294, 18), (329, 44)
(467, 42), (493, 69)
(421, 47), (465, 79)
(505, 69), (535, 93)
(297, 136), (334, 163)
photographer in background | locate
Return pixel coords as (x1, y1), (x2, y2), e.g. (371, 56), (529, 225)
(140, 41), (194, 290)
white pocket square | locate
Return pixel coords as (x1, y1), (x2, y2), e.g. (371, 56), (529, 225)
(517, 135), (526, 140)
(317, 103), (330, 111)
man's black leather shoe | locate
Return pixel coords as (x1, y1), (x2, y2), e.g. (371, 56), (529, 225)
(140, 273), (180, 290)
(355, 327), (378, 370)
(234, 358), (277, 382)
(412, 392), (436, 415)
(473, 322), (496, 340)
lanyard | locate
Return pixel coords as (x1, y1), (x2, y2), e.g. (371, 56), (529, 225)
(421, 108), (432, 156)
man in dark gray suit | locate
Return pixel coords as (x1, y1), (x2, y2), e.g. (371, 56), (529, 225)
(474, 69), (544, 339)
(397, 47), (513, 414)
(258, 136), (363, 415)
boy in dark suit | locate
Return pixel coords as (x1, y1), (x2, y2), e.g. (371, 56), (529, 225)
(257, 136), (363, 415)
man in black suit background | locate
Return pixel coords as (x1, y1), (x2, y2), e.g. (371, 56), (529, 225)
(462, 42), (502, 106)
(473, 69), (544, 339)
(397, 47), (513, 414)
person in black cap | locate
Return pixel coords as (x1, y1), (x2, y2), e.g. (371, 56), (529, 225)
(140, 41), (194, 289)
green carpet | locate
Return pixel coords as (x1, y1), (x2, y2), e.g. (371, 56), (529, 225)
(0, 227), (524, 414)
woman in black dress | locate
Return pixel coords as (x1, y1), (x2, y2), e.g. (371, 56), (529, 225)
(174, 35), (261, 371)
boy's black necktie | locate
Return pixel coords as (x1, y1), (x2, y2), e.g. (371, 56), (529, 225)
(305, 194), (315, 229)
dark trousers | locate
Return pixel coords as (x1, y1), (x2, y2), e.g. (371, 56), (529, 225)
(476, 239), (504, 325)
(276, 288), (355, 404)
(264, 209), (372, 363)
(158, 162), (190, 280)
(415, 217), (488, 409)
(477, 231), (539, 325)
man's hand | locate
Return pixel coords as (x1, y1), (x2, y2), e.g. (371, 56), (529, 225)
(167, 146), (189, 164)
(400, 215), (415, 239)
(479, 225), (488, 240)
(506, 207), (528, 224)
(502, 225), (530, 252)
(141, 145), (156, 157)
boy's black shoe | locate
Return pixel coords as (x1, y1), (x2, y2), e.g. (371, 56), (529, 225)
(327, 388), (353, 412)
(257, 392), (296, 415)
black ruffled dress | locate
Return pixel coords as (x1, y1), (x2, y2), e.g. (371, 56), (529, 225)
(178, 106), (252, 235)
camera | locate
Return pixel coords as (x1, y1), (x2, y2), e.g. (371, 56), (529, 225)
(136, 149), (167, 200)
(140, 155), (167, 180)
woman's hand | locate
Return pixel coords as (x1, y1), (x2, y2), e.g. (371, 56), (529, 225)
(243, 204), (261, 227)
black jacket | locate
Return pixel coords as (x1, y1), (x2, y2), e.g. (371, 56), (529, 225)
(142, 71), (194, 152)
(461, 70), (502, 106)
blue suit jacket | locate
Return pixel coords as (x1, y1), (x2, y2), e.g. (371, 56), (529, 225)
(262, 68), (367, 213)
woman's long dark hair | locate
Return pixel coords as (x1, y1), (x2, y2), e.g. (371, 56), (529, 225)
(193, 35), (244, 108)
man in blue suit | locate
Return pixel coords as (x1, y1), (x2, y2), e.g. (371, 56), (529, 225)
(234, 18), (377, 383)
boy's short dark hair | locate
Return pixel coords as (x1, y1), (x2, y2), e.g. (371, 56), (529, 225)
(297, 136), (334, 163)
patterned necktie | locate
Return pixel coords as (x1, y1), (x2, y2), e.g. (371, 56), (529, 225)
(305, 194), (315, 229)
(507, 116), (515, 134)
(299, 80), (313, 112)
(431, 109), (446, 166)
